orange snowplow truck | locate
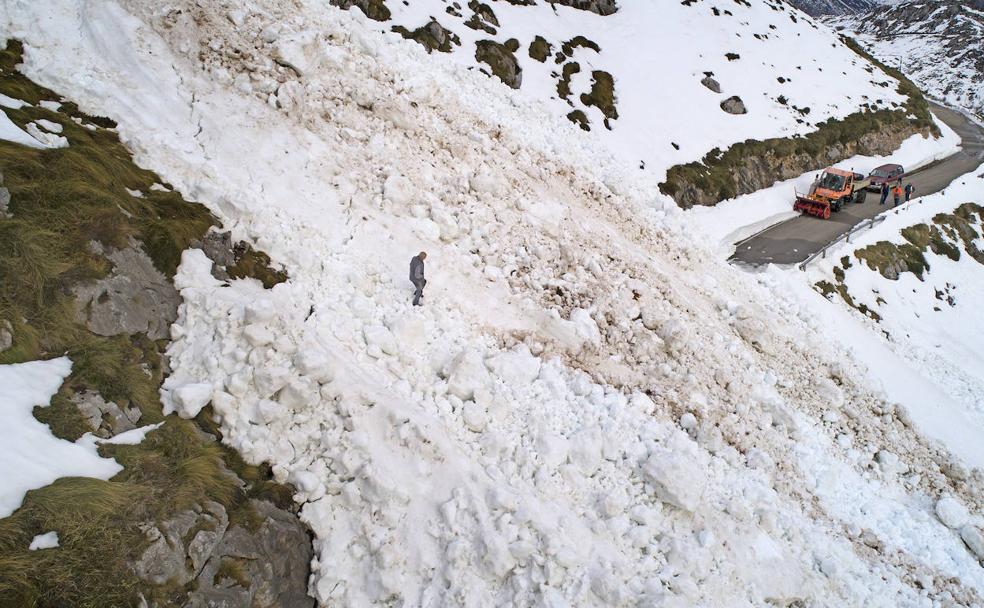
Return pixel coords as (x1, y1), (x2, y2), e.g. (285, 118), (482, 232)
(793, 167), (868, 219)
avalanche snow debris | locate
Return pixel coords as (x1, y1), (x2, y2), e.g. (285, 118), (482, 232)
(10, 0), (984, 605)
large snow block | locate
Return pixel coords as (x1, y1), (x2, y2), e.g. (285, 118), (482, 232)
(447, 349), (492, 401)
(641, 445), (706, 512)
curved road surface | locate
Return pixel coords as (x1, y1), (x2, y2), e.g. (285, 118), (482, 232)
(731, 102), (984, 266)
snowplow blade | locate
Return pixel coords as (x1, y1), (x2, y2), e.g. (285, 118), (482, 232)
(793, 195), (831, 219)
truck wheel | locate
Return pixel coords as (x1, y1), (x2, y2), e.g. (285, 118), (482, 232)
(855, 190), (866, 204)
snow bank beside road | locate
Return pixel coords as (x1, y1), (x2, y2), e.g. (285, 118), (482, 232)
(690, 111), (961, 256)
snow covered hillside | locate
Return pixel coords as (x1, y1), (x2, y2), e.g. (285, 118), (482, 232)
(329, 0), (907, 179)
(806, 167), (984, 453)
(830, 0), (984, 120)
(4, 0), (984, 606)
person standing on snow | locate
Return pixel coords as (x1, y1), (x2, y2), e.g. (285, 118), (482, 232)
(904, 182), (915, 203)
(879, 182), (890, 206)
(409, 251), (427, 306)
(893, 181), (903, 207)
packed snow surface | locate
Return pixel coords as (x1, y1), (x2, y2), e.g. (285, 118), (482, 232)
(4, 0), (984, 606)
(0, 357), (122, 518)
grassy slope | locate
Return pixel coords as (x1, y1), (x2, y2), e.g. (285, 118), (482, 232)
(0, 41), (295, 607)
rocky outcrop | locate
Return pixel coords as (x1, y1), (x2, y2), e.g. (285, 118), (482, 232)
(328, 0), (390, 21)
(73, 239), (180, 339)
(393, 20), (461, 54)
(475, 39), (522, 89)
(135, 500), (314, 608)
(72, 390), (141, 438)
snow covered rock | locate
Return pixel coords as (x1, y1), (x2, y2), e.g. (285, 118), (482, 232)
(446, 349), (492, 401)
(935, 496), (970, 530)
(172, 383), (213, 418)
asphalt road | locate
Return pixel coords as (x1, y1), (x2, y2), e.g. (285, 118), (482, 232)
(730, 102), (984, 266)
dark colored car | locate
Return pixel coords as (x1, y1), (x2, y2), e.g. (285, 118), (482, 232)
(867, 163), (905, 191)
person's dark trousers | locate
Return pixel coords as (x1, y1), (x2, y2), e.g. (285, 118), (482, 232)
(880, 192), (888, 205)
(894, 195), (899, 207)
(412, 279), (426, 306)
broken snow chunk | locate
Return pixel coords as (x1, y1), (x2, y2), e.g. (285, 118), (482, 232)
(680, 412), (697, 431)
(568, 428), (603, 475)
(469, 166), (506, 196)
(642, 437), (706, 512)
(244, 323), (275, 347)
(537, 432), (570, 469)
(570, 308), (601, 346)
(227, 9), (247, 26)
(814, 377), (844, 409)
(273, 30), (325, 77)
(447, 349), (492, 401)
(876, 450), (907, 476)
(486, 345), (541, 385)
(935, 495), (970, 529)
(363, 324), (398, 356)
(244, 299), (276, 323)
(295, 349), (334, 383)
(960, 526), (984, 560)
(383, 174), (413, 206)
(462, 401), (488, 432)
(172, 383), (213, 418)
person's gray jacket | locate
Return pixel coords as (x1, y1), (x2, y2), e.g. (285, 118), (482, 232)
(410, 256), (425, 283)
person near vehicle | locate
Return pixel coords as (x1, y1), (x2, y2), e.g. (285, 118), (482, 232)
(904, 182), (915, 202)
(879, 182), (890, 205)
(409, 251), (427, 306)
(893, 181), (903, 207)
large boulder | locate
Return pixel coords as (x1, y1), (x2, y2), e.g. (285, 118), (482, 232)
(720, 95), (747, 115)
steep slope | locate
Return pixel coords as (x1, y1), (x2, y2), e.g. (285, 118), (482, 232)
(330, 0), (906, 180)
(4, 1), (984, 607)
(829, 0), (984, 120)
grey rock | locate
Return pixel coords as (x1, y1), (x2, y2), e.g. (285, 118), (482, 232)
(0, 319), (12, 352)
(185, 499), (314, 608)
(195, 230), (235, 281)
(700, 76), (721, 93)
(71, 389), (141, 438)
(720, 95), (747, 115)
(0, 186), (10, 218)
(187, 501), (230, 574)
(134, 510), (199, 586)
(73, 238), (179, 339)
(475, 40), (522, 89)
